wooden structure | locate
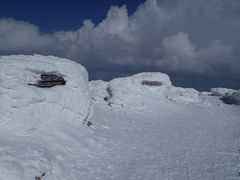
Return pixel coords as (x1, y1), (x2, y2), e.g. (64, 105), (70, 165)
(141, 80), (162, 86)
(28, 74), (66, 88)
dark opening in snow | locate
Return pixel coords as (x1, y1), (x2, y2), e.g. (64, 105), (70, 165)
(28, 74), (66, 88)
(103, 86), (113, 106)
(106, 87), (113, 98)
(142, 80), (162, 86)
(35, 173), (45, 180)
(220, 96), (239, 105)
(87, 121), (92, 126)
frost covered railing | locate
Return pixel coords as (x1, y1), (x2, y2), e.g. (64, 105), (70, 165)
(28, 74), (66, 88)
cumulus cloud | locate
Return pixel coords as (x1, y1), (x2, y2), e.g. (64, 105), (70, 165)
(0, 0), (240, 80)
(0, 18), (59, 54)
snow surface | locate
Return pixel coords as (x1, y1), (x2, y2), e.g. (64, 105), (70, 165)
(210, 88), (240, 105)
(89, 80), (108, 103)
(232, 90), (240, 104)
(210, 88), (236, 97)
(0, 55), (92, 179)
(103, 72), (201, 107)
(0, 55), (240, 180)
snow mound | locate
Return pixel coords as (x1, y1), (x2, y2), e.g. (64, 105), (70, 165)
(222, 90), (240, 105)
(0, 54), (91, 132)
(165, 87), (200, 103)
(232, 90), (240, 103)
(0, 55), (93, 179)
(210, 88), (240, 105)
(93, 72), (200, 107)
(107, 72), (171, 106)
(210, 88), (236, 97)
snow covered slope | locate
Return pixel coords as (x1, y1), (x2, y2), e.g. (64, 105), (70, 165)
(89, 97), (240, 180)
(89, 75), (240, 180)
(0, 55), (240, 180)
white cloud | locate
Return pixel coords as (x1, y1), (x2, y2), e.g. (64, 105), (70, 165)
(0, 0), (240, 80)
(159, 32), (233, 77)
(0, 18), (58, 52)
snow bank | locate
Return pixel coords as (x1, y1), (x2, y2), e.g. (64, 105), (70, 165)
(106, 72), (171, 106)
(1, 55), (238, 179)
(210, 88), (240, 105)
(210, 88), (236, 97)
(165, 87), (200, 103)
(92, 72), (200, 107)
(0, 54), (91, 130)
(222, 90), (240, 105)
(232, 90), (240, 103)
(0, 54), (92, 179)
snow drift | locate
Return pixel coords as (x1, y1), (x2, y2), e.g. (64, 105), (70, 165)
(108, 72), (171, 106)
(0, 55), (92, 179)
(210, 88), (236, 97)
(210, 88), (240, 105)
(89, 73), (240, 180)
(89, 80), (108, 103)
(0, 54), (239, 180)
(0, 54), (91, 130)
(231, 90), (240, 104)
(90, 72), (201, 107)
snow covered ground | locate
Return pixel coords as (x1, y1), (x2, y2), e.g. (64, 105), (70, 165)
(210, 88), (240, 105)
(0, 55), (240, 180)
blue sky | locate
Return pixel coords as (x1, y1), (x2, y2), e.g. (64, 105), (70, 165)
(0, 0), (240, 90)
(0, 0), (145, 33)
